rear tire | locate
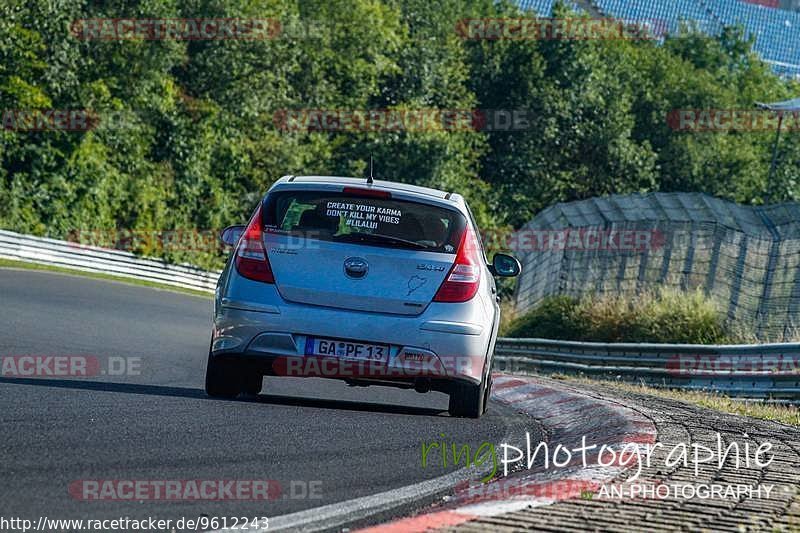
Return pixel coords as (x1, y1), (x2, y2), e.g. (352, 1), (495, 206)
(448, 380), (485, 418)
(242, 373), (263, 396)
(205, 352), (244, 398)
(482, 373), (493, 414)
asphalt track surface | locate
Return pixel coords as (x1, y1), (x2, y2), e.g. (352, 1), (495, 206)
(0, 268), (541, 529)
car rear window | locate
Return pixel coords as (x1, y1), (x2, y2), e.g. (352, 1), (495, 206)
(263, 190), (467, 253)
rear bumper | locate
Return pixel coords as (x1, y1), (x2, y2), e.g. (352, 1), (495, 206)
(209, 351), (473, 394)
(211, 288), (494, 385)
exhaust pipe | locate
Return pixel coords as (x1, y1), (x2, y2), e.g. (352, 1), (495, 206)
(414, 378), (431, 393)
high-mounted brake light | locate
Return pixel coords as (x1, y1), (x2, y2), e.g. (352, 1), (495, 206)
(234, 203), (275, 283)
(433, 225), (481, 303)
(342, 186), (391, 199)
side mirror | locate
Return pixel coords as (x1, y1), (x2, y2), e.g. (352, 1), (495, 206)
(490, 253), (521, 277)
(220, 225), (245, 247)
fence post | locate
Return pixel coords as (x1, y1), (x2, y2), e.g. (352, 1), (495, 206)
(726, 234), (749, 326)
(755, 208), (781, 338)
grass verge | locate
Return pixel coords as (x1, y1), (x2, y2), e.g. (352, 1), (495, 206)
(0, 257), (213, 299)
(550, 373), (800, 426)
(504, 289), (731, 344)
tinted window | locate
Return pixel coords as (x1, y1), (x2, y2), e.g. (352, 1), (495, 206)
(264, 190), (466, 253)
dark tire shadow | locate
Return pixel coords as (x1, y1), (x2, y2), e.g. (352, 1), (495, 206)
(0, 377), (447, 416)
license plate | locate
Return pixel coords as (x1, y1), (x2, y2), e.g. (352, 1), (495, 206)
(305, 337), (389, 363)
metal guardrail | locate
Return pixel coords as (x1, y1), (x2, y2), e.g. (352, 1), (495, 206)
(0, 229), (219, 293)
(494, 337), (800, 402)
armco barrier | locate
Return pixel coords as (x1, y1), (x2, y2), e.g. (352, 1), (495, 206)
(0, 229), (219, 293)
(495, 337), (800, 402)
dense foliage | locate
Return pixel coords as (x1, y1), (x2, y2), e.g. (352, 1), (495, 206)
(2, 0), (798, 269)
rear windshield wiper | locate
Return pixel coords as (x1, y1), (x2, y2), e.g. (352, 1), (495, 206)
(333, 232), (430, 250)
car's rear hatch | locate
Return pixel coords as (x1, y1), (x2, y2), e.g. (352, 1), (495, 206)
(262, 186), (468, 315)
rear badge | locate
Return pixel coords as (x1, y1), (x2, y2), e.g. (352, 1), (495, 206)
(417, 263), (445, 272)
(270, 248), (298, 255)
(343, 257), (369, 279)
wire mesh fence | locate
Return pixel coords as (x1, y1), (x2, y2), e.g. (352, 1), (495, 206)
(512, 192), (800, 341)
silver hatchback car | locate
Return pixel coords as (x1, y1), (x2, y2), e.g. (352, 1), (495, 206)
(207, 175), (521, 417)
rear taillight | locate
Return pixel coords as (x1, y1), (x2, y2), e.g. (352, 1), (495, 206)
(234, 203), (275, 283)
(433, 225), (481, 303)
